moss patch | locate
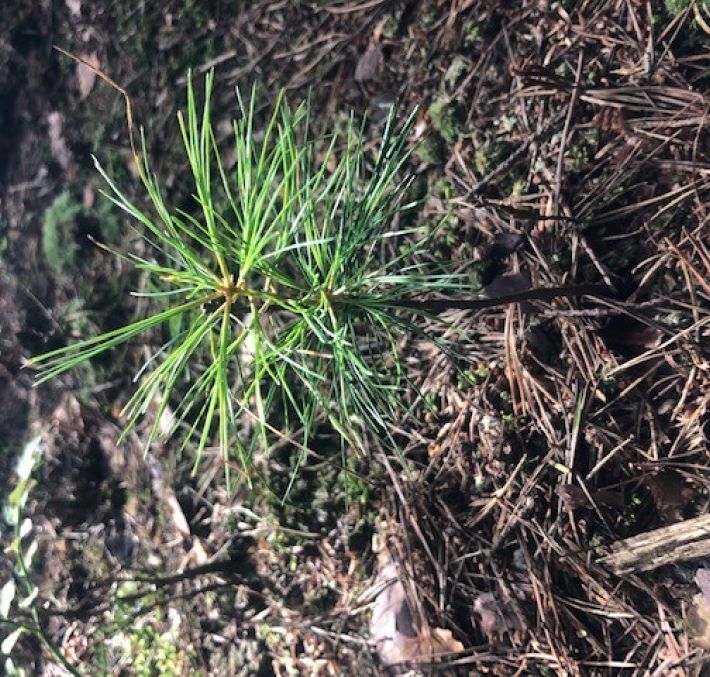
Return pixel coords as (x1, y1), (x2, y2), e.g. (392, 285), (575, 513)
(428, 97), (460, 145)
(41, 191), (81, 275)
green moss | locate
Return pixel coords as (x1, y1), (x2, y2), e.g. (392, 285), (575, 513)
(444, 57), (468, 89)
(105, 581), (192, 675)
(94, 197), (123, 243)
(664, 0), (708, 14)
(431, 176), (453, 199)
(473, 137), (497, 175)
(42, 191), (81, 274)
(510, 179), (526, 197)
(414, 135), (446, 164)
(0, 213), (8, 256)
(422, 393), (439, 414)
(403, 173), (428, 208)
(130, 623), (187, 677)
(428, 97), (460, 145)
(457, 365), (490, 389)
(463, 22), (482, 48)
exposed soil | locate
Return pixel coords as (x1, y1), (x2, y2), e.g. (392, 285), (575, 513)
(1, 1), (710, 675)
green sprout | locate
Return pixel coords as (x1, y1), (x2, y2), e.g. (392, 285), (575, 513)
(30, 73), (468, 491)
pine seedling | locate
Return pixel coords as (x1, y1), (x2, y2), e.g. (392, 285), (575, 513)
(31, 73), (468, 490)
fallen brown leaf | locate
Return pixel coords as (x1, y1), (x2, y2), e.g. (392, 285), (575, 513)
(473, 591), (524, 644)
(644, 469), (693, 524)
(559, 484), (624, 510)
(354, 46), (383, 83)
(370, 556), (463, 667)
(686, 593), (710, 650)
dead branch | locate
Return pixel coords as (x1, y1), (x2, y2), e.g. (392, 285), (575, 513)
(600, 515), (710, 575)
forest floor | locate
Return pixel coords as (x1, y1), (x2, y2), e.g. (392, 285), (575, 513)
(1, 1), (710, 675)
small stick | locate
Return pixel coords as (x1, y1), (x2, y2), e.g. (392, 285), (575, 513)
(599, 514), (710, 575)
(392, 284), (607, 314)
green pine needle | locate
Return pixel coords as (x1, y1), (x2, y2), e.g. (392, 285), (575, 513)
(31, 72), (465, 491)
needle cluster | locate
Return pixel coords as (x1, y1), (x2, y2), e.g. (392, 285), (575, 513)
(32, 74), (463, 489)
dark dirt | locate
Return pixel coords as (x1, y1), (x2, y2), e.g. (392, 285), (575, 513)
(1, 1), (710, 675)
